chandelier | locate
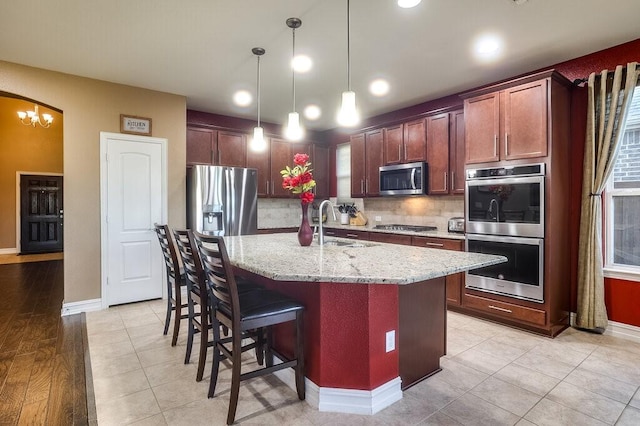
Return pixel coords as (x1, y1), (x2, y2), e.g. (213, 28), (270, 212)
(17, 104), (53, 128)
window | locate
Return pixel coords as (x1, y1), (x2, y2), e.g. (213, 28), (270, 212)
(336, 143), (351, 200)
(604, 86), (640, 279)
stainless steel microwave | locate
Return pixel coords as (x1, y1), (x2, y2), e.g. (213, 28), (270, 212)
(379, 162), (427, 196)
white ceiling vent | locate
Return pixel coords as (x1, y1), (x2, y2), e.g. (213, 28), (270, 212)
(512, 0), (529, 4)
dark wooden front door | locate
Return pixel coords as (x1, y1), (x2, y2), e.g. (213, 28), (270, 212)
(20, 175), (63, 254)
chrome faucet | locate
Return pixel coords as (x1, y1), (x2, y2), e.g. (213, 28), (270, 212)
(317, 200), (337, 245)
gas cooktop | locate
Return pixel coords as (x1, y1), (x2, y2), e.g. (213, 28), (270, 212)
(373, 224), (437, 232)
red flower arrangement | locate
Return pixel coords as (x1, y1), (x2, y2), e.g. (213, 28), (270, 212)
(281, 153), (316, 204)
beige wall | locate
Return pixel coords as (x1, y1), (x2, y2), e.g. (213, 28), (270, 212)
(0, 60), (187, 303)
(0, 97), (64, 249)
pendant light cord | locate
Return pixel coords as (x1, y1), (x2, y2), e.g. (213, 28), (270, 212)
(347, 0), (351, 91)
(292, 26), (297, 112)
(257, 54), (261, 127)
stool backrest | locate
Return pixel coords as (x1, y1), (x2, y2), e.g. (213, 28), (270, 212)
(172, 229), (203, 296)
(194, 233), (240, 327)
(154, 223), (180, 285)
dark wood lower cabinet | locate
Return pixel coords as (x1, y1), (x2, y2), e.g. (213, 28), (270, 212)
(398, 277), (446, 390)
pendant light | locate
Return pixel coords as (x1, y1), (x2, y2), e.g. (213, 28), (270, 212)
(284, 17), (305, 141)
(250, 47), (267, 152)
(337, 0), (360, 127)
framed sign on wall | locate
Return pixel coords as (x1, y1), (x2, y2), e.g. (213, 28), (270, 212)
(120, 114), (152, 136)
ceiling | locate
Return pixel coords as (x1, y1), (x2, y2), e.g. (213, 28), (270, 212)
(2, 0), (640, 131)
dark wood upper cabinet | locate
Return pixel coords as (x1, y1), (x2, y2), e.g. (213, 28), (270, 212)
(217, 131), (247, 167)
(450, 109), (466, 195)
(383, 124), (404, 164)
(365, 129), (384, 195)
(426, 113), (450, 195)
(404, 119), (427, 163)
(350, 133), (366, 197)
(350, 130), (383, 197)
(246, 138), (271, 197)
(464, 78), (548, 164)
(383, 120), (426, 165)
(311, 144), (330, 199)
(269, 138), (292, 198)
(186, 128), (246, 167)
(464, 93), (500, 164)
(502, 80), (548, 160)
(186, 127), (216, 166)
(425, 110), (465, 196)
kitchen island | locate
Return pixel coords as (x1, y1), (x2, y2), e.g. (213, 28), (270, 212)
(219, 233), (505, 414)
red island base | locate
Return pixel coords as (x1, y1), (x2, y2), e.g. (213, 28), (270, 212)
(237, 270), (447, 415)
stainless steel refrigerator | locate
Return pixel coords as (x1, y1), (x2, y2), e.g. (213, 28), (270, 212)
(187, 165), (258, 236)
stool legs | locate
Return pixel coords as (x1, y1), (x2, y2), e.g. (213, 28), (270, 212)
(227, 330), (243, 425)
(295, 311), (305, 400)
(163, 296), (172, 336)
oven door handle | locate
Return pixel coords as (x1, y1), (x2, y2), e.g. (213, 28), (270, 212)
(466, 234), (544, 245)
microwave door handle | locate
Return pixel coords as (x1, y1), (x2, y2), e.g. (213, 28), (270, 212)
(410, 168), (417, 190)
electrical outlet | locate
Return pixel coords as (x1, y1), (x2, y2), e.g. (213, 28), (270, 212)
(375, 216), (382, 222)
(385, 330), (395, 352)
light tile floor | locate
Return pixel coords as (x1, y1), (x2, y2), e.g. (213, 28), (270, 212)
(86, 300), (640, 425)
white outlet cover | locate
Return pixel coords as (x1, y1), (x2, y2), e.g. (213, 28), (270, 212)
(386, 330), (396, 352)
(375, 216), (382, 222)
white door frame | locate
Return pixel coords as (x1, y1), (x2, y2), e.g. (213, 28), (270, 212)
(13, 171), (64, 255)
(99, 132), (168, 309)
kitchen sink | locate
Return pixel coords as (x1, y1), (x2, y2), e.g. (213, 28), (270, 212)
(322, 240), (377, 248)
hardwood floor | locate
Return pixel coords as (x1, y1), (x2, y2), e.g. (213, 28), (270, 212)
(0, 260), (92, 425)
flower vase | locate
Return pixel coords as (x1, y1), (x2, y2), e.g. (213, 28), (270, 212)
(298, 202), (314, 246)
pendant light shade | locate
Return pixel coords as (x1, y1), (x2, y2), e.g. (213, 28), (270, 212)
(337, 0), (360, 127)
(250, 47), (267, 152)
(285, 17), (305, 141)
(337, 90), (360, 127)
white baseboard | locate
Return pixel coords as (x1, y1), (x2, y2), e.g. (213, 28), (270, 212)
(604, 320), (640, 343)
(0, 248), (18, 255)
(273, 366), (402, 415)
(570, 312), (640, 343)
(61, 298), (103, 316)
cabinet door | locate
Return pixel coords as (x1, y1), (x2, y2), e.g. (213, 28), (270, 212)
(269, 138), (292, 197)
(503, 80), (548, 160)
(311, 144), (330, 199)
(465, 93), (499, 164)
(450, 109), (466, 195)
(350, 133), (366, 197)
(365, 129), (384, 196)
(426, 113), (450, 195)
(404, 119), (426, 163)
(186, 127), (215, 165)
(217, 131), (247, 167)
(383, 124), (404, 165)
(247, 138), (271, 197)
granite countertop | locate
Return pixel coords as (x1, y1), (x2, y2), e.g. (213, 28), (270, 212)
(218, 233), (505, 285)
(324, 223), (466, 240)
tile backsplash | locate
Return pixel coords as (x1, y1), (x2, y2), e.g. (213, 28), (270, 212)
(258, 196), (463, 231)
(362, 196), (464, 230)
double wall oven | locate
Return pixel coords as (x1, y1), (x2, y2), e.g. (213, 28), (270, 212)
(465, 164), (545, 303)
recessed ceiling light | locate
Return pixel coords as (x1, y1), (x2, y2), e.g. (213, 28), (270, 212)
(369, 79), (390, 96)
(398, 0), (422, 8)
(304, 104), (322, 120)
(233, 90), (252, 107)
(292, 55), (313, 73)
(473, 34), (503, 61)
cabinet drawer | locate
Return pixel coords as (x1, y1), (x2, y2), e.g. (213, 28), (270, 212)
(412, 236), (463, 251)
(369, 233), (412, 245)
(463, 293), (546, 326)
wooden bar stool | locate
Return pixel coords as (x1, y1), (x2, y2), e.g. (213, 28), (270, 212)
(195, 234), (305, 425)
(154, 224), (188, 346)
(174, 229), (265, 381)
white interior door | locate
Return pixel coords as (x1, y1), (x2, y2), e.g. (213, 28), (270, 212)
(100, 132), (167, 307)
